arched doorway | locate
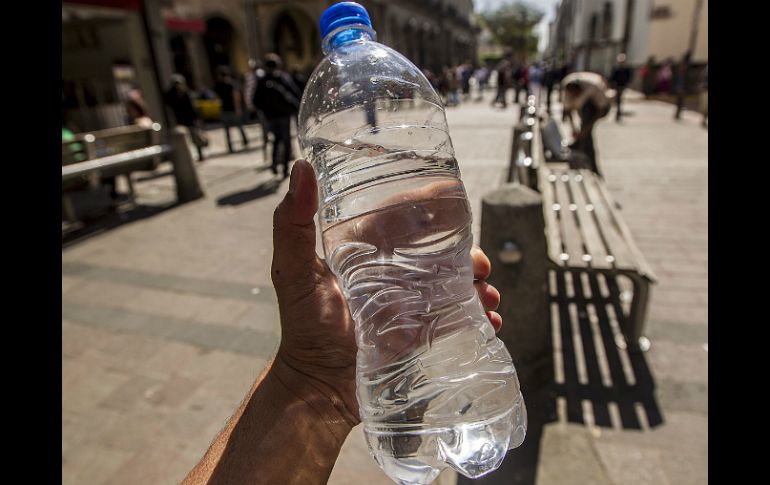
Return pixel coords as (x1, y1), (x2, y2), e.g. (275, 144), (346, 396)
(204, 16), (234, 77)
(272, 9), (320, 77)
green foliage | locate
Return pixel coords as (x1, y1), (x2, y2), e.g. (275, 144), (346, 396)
(479, 1), (544, 60)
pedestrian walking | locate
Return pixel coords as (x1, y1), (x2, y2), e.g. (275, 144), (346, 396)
(609, 53), (632, 121)
(214, 66), (249, 153)
(492, 55), (513, 108)
(543, 62), (556, 114)
(165, 74), (208, 161)
(253, 53), (302, 178)
(513, 62), (527, 104)
(673, 52), (691, 120)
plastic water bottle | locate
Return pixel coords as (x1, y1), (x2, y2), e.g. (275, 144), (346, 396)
(297, 3), (526, 483)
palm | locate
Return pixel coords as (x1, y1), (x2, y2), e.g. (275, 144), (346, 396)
(271, 161), (502, 426)
(276, 256), (360, 419)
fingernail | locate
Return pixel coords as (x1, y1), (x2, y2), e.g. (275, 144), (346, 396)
(289, 161), (304, 193)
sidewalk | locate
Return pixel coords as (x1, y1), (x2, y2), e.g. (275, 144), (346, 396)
(62, 90), (707, 484)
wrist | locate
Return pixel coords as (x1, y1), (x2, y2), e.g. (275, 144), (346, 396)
(269, 352), (358, 445)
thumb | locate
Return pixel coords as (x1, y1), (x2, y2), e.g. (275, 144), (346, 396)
(272, 160), (320, 283)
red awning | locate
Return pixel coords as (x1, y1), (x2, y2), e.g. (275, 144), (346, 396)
(165, 17), (206, 33)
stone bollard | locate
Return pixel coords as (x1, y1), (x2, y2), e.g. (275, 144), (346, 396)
(480, 184), (552, 393)
(168, 126), (205, 202)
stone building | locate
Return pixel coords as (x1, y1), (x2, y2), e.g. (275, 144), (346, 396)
(546, 0), (707, 80)
(62, 0), (477, 132)
(163, 0), (477, 85)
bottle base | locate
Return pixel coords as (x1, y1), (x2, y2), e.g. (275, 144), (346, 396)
(364, 402), (526, 484)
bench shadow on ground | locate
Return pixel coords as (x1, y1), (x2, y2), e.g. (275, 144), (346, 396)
(62, 200), (180, 249)
(216, 177), (283, 207)
(457, 269), (663, 485)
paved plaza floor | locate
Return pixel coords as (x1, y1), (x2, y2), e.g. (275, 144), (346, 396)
(62, 90), (707, 485)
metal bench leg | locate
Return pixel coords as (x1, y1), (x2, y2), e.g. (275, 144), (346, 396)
(624, 274), (652, 353)
(124, 174), (136, 205)
(62, 195), (77, 223)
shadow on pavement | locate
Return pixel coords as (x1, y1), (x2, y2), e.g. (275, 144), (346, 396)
(457, 270), (663, 485)
(216, 177), (283, 206)
(62, 200), (180, 249)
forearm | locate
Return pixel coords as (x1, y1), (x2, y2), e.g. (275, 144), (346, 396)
(183, 356), (355, 485)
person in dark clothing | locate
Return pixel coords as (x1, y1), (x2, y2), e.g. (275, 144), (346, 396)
(512, 64), (525, 104)
(609, 53), (632, 122)
(542, 63), (556, 114)
(460, 61), (472, 100)
(166, 74), (207, 161)
(253, 53), (302, 178)
(673, 51), (691, 120)
(557, 62), (571, 103)
(214, 66), (249, 153)
(492, 55), (512, 108)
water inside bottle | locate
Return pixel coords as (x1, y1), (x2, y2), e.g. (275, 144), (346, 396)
(315, 139), (527, 484)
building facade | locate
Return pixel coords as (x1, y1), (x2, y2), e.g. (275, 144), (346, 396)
(62, 0), (477, 132)
(547, 0), (707, 80)
(161, 0), (477, 84)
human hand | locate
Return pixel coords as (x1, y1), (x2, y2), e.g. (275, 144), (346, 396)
(270, 160), (503, 428)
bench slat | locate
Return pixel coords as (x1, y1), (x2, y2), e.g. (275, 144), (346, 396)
(91, 132), (154, 157)
(579, 171), (637, 271)
(592, 175), (658, 281)
(553, 170), (588, 268)
(62, 145), (171, 182)
(541, 171), (566, 266)
(568, 172), (613, 269)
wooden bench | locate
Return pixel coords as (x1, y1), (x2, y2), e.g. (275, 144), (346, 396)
(539, 166), (657, 351)
(514, 106), (657, 352)
(62, 124), (202, 227)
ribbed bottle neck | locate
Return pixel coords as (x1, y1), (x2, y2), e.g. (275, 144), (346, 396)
(322, 24), (376, 54)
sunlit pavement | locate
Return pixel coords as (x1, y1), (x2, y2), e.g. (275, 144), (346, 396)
(62, 89), (706, 485)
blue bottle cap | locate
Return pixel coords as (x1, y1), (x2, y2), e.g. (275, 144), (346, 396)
(320, 2), (372, 39)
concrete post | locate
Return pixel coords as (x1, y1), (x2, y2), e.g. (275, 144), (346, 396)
(168, 127), (204, 203)
(480, 184), (552, 393)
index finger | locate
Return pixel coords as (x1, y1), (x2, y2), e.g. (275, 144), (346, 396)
(471, 246), (491, 281)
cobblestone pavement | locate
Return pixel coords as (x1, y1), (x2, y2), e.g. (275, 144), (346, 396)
(62, 89), (707, 485)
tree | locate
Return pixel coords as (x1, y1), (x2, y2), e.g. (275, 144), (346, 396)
(479, 1), (544, 61)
